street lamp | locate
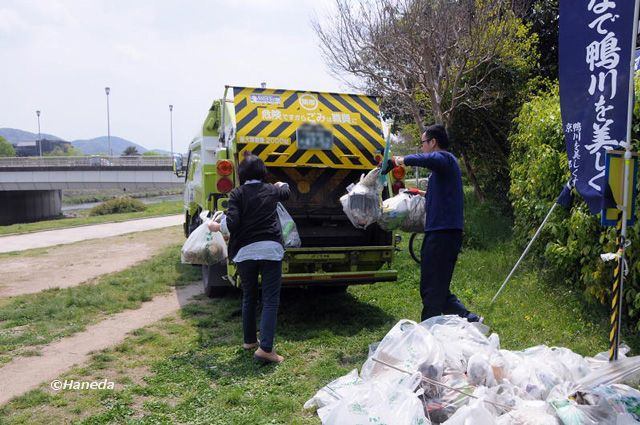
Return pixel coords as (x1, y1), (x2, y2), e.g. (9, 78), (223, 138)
(36, 110), (42, 157)
(105, 87), (111, 156)
(169, 104), (174, 158)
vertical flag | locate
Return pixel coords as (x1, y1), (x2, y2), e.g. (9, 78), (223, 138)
(559, 0), (637, 214)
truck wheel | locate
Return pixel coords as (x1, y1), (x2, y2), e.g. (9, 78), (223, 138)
(202, 263), (231, 298)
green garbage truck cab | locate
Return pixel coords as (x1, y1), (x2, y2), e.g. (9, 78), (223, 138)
(180, 86), (404, 297)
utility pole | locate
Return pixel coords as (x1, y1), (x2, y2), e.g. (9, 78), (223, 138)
(36, 110), (42, 157)
(105, 87), (111, 156)
(169, 104), (174, 158)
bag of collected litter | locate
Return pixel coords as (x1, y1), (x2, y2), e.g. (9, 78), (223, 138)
(303, 369), (364, 412)
(442, 398), (497, 425)
(361, 320), (445, 388)
(379, 191), (412, 230)
(378, 190), (426, 233)
(180, 220), (227, 265)
(276, 202), (301, 248)
(340, 168), (383, 229)
(403, 192), (426, 233)
(320, 373), (428, 425)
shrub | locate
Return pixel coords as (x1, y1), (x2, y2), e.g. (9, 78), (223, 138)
(89, 197), (147, 216)
(509, 80), (640, 328)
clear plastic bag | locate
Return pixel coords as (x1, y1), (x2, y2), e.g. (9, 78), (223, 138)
(340, 168), (383, 229)
(320, 373), (429, 425)
(303, 369), (364, 412)
(276, 202), (301, 248)
(361, 320), (445, 388)
(379, 191), (412, 230)
(180, 220), (227, 265)
(402, 193), (426, 233)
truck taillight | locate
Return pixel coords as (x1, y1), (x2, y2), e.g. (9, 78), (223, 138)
(216, 177), (233, 193)
(392, 181), (405, 195)
(392, 166), (405, 180)
(216, 160), (233, 176)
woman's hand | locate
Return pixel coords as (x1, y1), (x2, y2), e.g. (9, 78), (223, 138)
(274, 181), (287, 188)
(207, 220), (221, 232)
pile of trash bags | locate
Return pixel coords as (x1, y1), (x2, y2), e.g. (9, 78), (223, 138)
(340, 168), (425, 232)
(305, 316), (640, 424)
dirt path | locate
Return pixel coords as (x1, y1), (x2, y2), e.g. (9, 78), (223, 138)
(0, 282), (203, 406)
(0, 226), (183, 298)
(0, 214), (183, 253)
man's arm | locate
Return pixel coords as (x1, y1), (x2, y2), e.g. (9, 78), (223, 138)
(400, 153), (446, 173)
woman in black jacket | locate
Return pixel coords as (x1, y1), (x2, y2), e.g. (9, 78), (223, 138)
(208, 154), (290, 363)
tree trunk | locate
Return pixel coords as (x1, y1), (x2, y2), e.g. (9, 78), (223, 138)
(459, 149), (485, 203)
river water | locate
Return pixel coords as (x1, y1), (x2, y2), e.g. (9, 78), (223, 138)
(62, 194), (182, 213)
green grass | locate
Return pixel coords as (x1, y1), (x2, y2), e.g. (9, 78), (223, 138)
(0, 239), (629, 423)
(0, 201), (183, 236)
(0, 192), (633, 423)
(0, 244), (199, 366)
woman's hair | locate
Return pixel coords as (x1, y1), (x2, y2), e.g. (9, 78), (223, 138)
(238, 153), (267, 184)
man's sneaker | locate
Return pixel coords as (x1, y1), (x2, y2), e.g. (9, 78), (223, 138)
(466, 313), (484, 323)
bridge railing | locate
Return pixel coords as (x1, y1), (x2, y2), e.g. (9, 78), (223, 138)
(0, 156), (173, 168)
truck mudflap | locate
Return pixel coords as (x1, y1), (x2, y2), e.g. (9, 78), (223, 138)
(280, 245), (397, 287)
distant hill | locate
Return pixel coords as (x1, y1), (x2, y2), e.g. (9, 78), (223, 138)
(0, 128), (154, 155)
(71, 136), (148, 156)
(0, 128), (63, 143)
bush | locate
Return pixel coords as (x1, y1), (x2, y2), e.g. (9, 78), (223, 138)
(509, 81), (640, 329)
(89, 197), (147, 216)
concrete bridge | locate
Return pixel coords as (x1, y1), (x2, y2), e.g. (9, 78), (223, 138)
(0, 156), (184, 225)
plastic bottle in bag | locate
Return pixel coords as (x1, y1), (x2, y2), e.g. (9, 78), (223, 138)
(276, 203), (301, 248)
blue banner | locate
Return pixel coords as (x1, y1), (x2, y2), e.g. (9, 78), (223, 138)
(559, 0), (637, 214)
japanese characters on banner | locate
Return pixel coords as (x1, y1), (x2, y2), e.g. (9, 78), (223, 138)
(559, 0), (636, 214)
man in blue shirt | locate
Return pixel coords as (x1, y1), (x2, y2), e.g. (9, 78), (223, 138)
(383, 124), (481, 323)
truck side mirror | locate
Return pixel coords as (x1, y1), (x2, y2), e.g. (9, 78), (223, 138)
(173, 154), (185, 177)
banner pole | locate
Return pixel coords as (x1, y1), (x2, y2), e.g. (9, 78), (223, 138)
(491, 201), (559, 304)
(609, 0), (640, 362)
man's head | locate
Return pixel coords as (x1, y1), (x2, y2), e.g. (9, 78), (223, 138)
(421, 124), (449, 153)
(238, 153), (267, 184)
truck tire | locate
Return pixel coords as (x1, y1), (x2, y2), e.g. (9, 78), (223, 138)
(202, 263), (231, 298)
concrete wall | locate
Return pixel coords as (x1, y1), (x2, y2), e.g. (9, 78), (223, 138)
(0, 190), (62, 225)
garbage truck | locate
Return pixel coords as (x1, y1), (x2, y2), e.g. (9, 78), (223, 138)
(176, 86), (408, 297)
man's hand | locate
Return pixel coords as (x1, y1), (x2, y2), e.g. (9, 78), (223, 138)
(380, 156), (403, 175)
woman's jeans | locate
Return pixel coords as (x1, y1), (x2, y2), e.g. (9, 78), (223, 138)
(236, 260), (282, 352)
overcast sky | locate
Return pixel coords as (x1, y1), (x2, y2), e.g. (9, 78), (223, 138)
(0, 0), (348, 153)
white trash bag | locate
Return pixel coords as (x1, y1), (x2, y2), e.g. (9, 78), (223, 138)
(277, 202), (301, 248)
(379, 191), (412, 231)
(180, 219), (227, 265)
(340, 168), (383, 229)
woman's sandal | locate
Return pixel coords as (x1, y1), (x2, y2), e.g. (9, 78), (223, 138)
(253, 347), (284, 364)
(242, 342), (259, 350)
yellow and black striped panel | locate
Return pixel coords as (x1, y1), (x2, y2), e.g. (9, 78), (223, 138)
(233, 87), (385, 169)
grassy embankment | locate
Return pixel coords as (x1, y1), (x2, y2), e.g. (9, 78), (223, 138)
(0, 201), (183, 236)
(0, 189), (632, 424)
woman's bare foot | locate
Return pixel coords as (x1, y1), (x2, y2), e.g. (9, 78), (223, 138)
(254, 347), (284, 364)
(242, 342), (259, 350)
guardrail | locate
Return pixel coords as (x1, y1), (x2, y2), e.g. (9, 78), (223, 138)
(0, 156), (173, 168)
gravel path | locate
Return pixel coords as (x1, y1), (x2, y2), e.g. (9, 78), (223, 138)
(0, 214), (183, 253)
(0, 282), (203, 406)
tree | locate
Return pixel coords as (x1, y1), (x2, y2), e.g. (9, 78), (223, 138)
(142, 150), (162, 156)
(0, 136), (16, 157)
(122, 146), (140, 156)
(313, 0), (536, 201)
(45, 145), (83, 157)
